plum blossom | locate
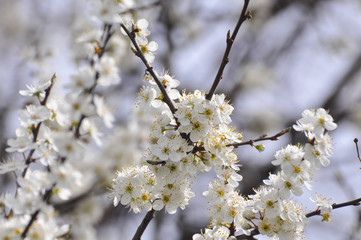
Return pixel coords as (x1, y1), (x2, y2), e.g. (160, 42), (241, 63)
(0, 156), (25, 174)
(19, 105), (52, 127)
(293, 108), (337, 139)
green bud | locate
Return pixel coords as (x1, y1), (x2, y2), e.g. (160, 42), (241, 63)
(254, 144), (265, 152)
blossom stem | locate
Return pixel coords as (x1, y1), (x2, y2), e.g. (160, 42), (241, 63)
(120, 23), (197, 145)
(306, 197), (361, 218)
(132, 209), (156, 240)
(21, 187), (54, 238)
(354, 138), (361, 163)
(120, 23), (177, 115)
(206, 0), (251, 101)
(192, 128), (290, 153)
(228, 127), (291, 148)
(229, 222), (235, 236)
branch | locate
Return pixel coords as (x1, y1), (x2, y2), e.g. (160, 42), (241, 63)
(206, 0), (251, 100)
(21, 187), (54, 238)
(236, 197), (361, 239)
(354, 138), (361, 163)
(132, 209), (156, 240)
(120, 23), (177, 115)
(40, 73), (57, 106)
(228, 127), (291, 148)
(192, 127), (291, 154)
(22, 73), (57, 177)
(306, 197), (361, 218)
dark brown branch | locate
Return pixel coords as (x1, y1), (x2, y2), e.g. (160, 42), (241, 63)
(236, 197), (361, 239)
(206, 0), (250, 100)
(132, 209), (156, 240)
(40, 73), (57, 106)
(229, 222), (235, 236)
(354, 138), (361, 163)
(228, 127), (291, 148)
(21, 187), (54, 238)
(306, 197), (361, 218)
(99, 24), (114, 59)
(120, 22), (194, 146)
(21, 209), (40, 238)
(120, 23), (177, 115)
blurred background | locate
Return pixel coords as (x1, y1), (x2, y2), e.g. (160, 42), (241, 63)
(1, 0), (361, 239)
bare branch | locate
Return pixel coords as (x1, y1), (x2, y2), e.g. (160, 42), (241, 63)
(21, 187), (54, 238)
(206, 0), (251, 100)
(228, 127), (291, 148)
(132, 209), (156, 240)
(354, 138), (361, 163)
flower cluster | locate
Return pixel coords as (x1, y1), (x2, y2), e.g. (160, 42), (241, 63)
(107, 6), (340, 238)
(0, 1), (144, 239)
(123, 18), (159, 63)
(310, 194), (333, 222)
(196, 108), (337, 240)
(0, 0), (342, 239)
(112, 73), (243, 214)
(293, 108), (337, 169)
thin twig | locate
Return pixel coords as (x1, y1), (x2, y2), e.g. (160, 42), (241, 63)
(306, 197), (361, 218)
(354, 138), (361, 163)
(132, 209), (156, 240)
(99, 24), (114, 59)
(228, 127), (291, 148)
(40, 73), (57, 106)
(229, 222), (235, 236)
(120, 23), (177, 115)
(206, 0), (251, 100)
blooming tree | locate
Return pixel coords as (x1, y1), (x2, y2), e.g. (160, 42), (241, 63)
(0, 1), (361, 240)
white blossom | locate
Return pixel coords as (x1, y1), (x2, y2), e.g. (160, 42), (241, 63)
(0, 156), (25, 174)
